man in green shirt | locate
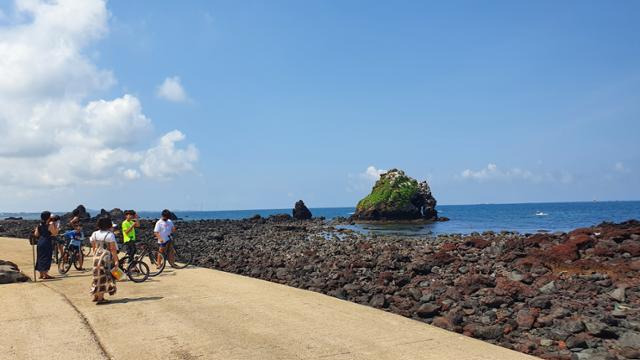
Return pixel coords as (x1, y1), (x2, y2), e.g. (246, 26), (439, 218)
(122, 210), (140, 259)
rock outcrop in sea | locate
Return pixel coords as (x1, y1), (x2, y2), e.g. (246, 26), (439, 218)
(292, 200), (312, 220)
(353, 169), (437, 221)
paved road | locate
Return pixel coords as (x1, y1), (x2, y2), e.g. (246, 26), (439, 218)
(0, 237), (537, 360)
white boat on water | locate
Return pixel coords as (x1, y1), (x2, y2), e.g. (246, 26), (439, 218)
(535, 211), (548, 216)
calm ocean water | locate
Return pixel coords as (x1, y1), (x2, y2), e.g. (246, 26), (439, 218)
(2, 201), (639, 235)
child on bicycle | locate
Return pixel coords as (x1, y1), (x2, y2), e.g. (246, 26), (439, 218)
(62, 223), (85, 270)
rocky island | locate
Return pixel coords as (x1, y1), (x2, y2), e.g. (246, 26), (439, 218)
(353, 169), (439, 222)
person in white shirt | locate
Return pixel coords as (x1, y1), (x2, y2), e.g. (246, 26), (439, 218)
(90, 217), (119, 304)
(154, 209), (176, 267)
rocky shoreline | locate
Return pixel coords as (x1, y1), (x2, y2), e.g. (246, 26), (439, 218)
(1, 217), (639, 359)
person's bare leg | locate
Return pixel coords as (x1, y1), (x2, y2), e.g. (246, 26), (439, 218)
(157, 247), (165, 268)
(168, 242), (175, 265)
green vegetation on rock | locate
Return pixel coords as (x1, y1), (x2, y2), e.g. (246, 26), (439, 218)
(353, 168), (438, 221)
(356, 170), (419, 211)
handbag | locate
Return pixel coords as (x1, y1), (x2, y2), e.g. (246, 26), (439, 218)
(110, 266), (124, 281)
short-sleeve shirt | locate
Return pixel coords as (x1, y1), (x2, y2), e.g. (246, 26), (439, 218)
(154, 219), (174, 244)
(90, 230), (116, 249)
(122, 220), (136, 243)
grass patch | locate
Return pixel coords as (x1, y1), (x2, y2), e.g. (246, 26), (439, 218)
(356, 173), (419, 211)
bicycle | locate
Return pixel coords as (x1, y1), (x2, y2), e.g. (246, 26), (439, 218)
(116, 253), (150, 283)
(52, 235), (66, 265)
(119, 240), (166, 277)
(161, 236), (194, 269)
(78, 232), (92, 257)
(129, 240), (166, 277)
(57, 240), (83, 274)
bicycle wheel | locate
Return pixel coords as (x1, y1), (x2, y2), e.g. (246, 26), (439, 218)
(57, 250), (71, 274)
(118, 255), (132, 272)
(169, 243), (193, 269)
(73, 252), (83, 270)
(52, 242), (59, 264)
(126, 260), (149, 283)
(144, 249), (165, 277)
(81, 239), (91, 257)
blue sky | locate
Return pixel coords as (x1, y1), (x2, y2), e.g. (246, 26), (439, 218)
(0, 0), (638, 212)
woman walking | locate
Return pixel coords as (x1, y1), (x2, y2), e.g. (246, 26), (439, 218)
(34, 211), (58, 279)
(90, 216), (119, 304)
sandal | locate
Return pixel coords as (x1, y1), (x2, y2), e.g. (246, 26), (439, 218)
(42, 275), (55, 280)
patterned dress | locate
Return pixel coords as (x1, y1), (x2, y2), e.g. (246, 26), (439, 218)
(90, 231), (117, 298)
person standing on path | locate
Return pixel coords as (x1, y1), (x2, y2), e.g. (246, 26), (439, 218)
(90, 217), (119, 304)
(122, 210), (140, 260)
(155, 209), (175, 267)
(34, 211), (58, 279)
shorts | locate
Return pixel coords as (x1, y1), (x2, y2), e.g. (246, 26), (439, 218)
(158, 239), (173, 248)
(69, 244), (81, 252)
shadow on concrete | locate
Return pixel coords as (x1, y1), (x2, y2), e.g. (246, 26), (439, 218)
(108, 296), (164, 304)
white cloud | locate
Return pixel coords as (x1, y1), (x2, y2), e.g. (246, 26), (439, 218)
(363, 165), (385, 181)
(0, 0), (197, 190)
(460, 163), (572, 184)
(614, 162), (630, 173)
(123, 169), (141, 180)
(156, 76), (189, 103)
(347, 165), (386, 192)
(140, 130), (198, 179)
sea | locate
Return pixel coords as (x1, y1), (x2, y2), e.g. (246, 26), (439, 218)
(2, 201), (639, 236)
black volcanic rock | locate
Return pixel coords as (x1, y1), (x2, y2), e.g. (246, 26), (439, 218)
(109, 208), (124, 221)
(93, 209), (109, 220)
(292, 200), (312, 220)
(65, 205), (90, 221)
(0, 259), (29, 284)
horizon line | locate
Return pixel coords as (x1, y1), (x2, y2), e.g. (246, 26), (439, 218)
(2, 199), (639, 215)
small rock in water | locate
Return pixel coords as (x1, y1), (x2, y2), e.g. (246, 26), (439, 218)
(292, 200), (312, 220)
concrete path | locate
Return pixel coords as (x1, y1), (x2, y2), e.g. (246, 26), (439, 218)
(0, 237), (538, 360)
